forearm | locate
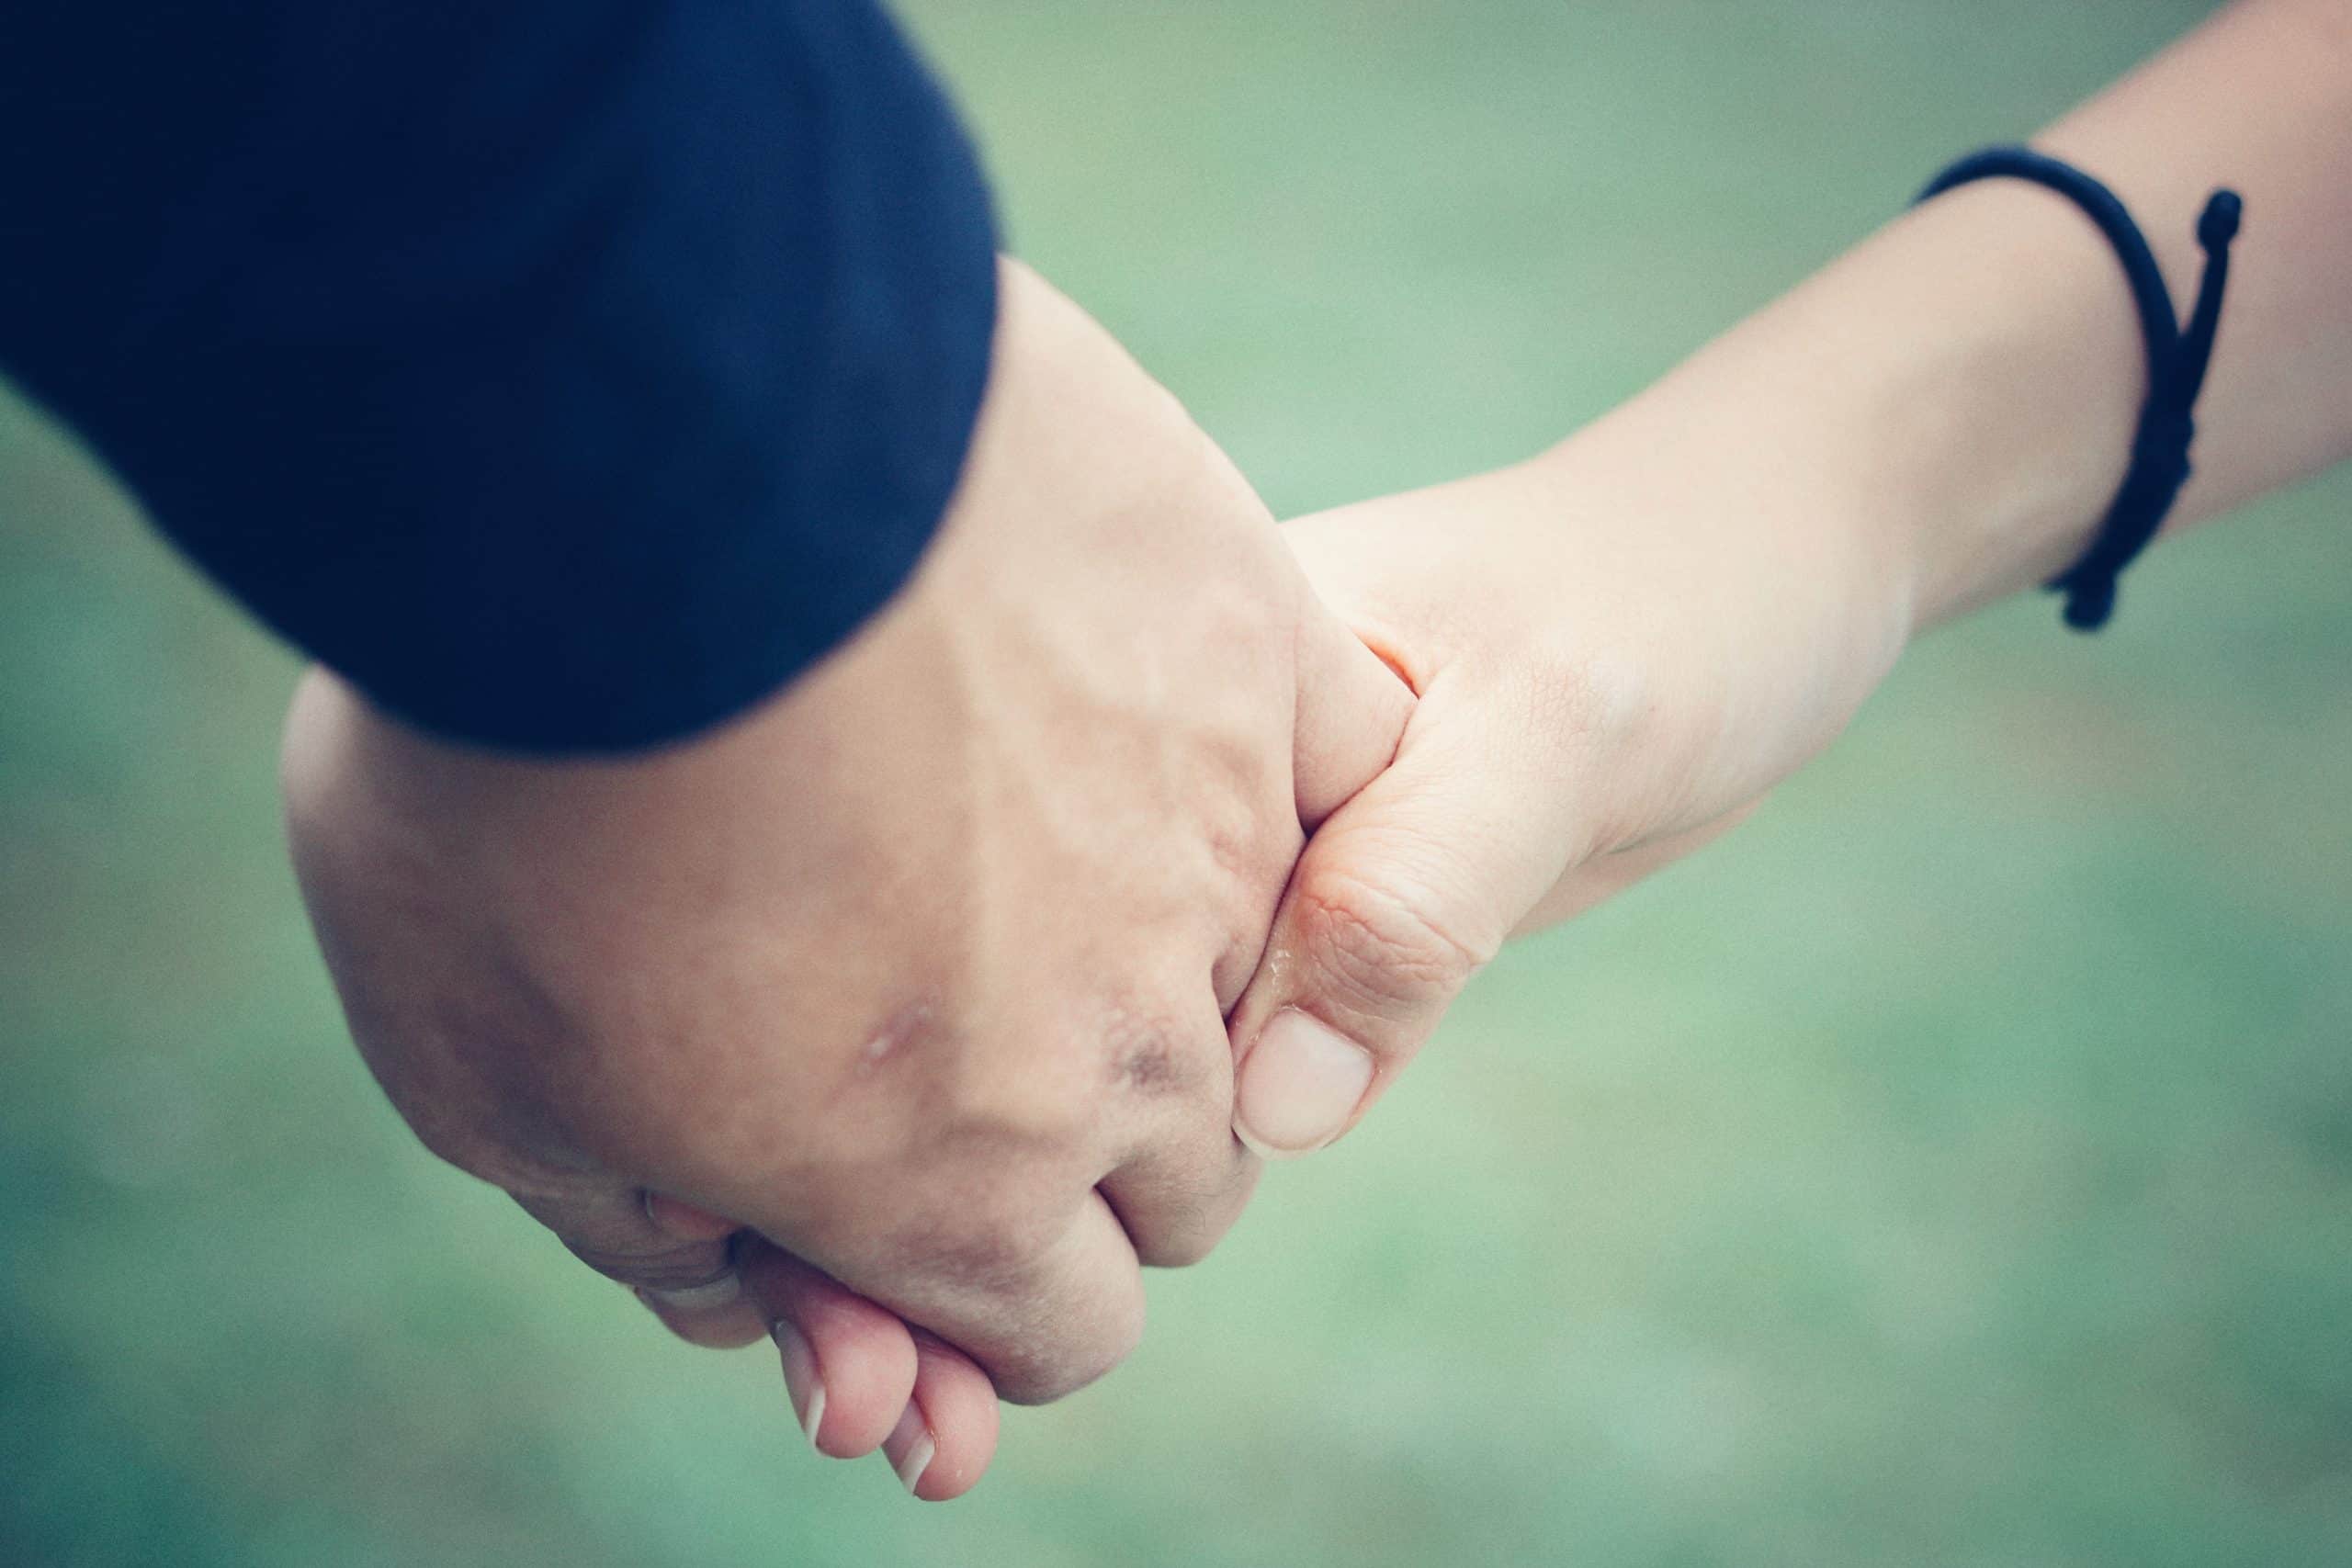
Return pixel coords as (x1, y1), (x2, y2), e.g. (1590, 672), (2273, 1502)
(2042, 0), (2352, 530)
(1242, 2), (2352, 1139)
(1545, 0), (2352, 637)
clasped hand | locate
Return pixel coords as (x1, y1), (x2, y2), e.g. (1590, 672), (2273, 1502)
(283, 259), (1911, 1497)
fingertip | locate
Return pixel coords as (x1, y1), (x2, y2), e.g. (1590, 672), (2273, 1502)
(806, 1312), (919, 1459)
(740, 1244), (919, 1459)
(892, 1334), (1001, 1501)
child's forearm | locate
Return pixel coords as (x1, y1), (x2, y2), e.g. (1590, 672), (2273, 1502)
(1230, 2), (2352, 1162)
(1548, 0), (2352, 636)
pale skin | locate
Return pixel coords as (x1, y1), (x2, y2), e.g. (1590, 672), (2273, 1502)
(1228, 0), (2352, 1159)
(289, 0), (2351, 1501)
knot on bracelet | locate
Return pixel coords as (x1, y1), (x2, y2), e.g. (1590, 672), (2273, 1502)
(1915, 148), (2241, 633)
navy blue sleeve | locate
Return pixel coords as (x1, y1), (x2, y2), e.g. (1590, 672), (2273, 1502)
(0, 1), (997, 751)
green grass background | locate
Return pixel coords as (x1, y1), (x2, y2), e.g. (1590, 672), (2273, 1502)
(5, 3), (2347, 1563)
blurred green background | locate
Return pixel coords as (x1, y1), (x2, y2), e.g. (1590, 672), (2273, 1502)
(5, 2), (2347, 1563)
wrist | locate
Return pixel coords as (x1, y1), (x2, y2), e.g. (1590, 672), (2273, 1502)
(1755, 177), (2150, 632)
(1571, 177), (2150, 656)
(1493, 181), (2154, 827)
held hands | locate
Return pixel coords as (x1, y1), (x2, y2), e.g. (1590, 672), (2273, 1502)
(279, 0), (2352, 1497)
(282, 259), (1408, 1495)
(288, 258), (1934, 1497)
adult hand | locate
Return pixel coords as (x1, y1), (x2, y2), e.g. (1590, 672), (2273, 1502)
(283, 258), (1410, 1483)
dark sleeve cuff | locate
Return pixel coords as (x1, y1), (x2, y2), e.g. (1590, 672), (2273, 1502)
(0, 0), (998, 751)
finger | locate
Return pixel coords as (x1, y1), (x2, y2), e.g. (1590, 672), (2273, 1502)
(632, 1190), (774, 1346)
(1094, 1002), (1261, 1269)
(1291, 595), (1415, 830)
(871, 1190), (1147, 1407)
(880, 1330), (1002, 1501)
(510, 1184), (767, 1348)
(632, 1273), (772, 1349)
(740, 1239), (921, 1459)
(1227, 672), (1585, 1157)
(1097, 1131), (1261, 1270)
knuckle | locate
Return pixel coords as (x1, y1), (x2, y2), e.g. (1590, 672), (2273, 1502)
(1087, 1289), (1150, 1382)
(1118, 1156), (1255, 1270)
(1130, 1222), (1220, 1270)
(1096, 1003), (1209, 1101)
(1000, 1293), (1146, 1406)
(898, 1201), (1066, 1299)
(1291, 863), (1486, 1021)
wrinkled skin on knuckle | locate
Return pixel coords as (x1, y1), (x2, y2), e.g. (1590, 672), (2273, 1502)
(1291, 859), (1488, 1027)
(1120, 1168), (1255, 1270)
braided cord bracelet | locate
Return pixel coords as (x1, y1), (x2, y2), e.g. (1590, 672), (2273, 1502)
(1917, 146), (2242, 631)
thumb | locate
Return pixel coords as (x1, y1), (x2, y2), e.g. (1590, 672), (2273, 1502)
(1288, 590), (1416, 830)
(1228, 674), (1585, 1157)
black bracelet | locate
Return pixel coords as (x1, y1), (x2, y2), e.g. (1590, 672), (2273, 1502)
(1916, 146), (2241, 631)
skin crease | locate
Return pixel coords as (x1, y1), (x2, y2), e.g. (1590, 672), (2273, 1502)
(289, 0), (2352, 1504)
(282, 257), (1409, 1495)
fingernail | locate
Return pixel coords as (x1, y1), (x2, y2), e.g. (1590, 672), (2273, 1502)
(1233, 1009), (1375, 1157)
(639, 1273), (741, 1313)
(770, 1320), (827, 1451)
(883, 1400), (935, 1498)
